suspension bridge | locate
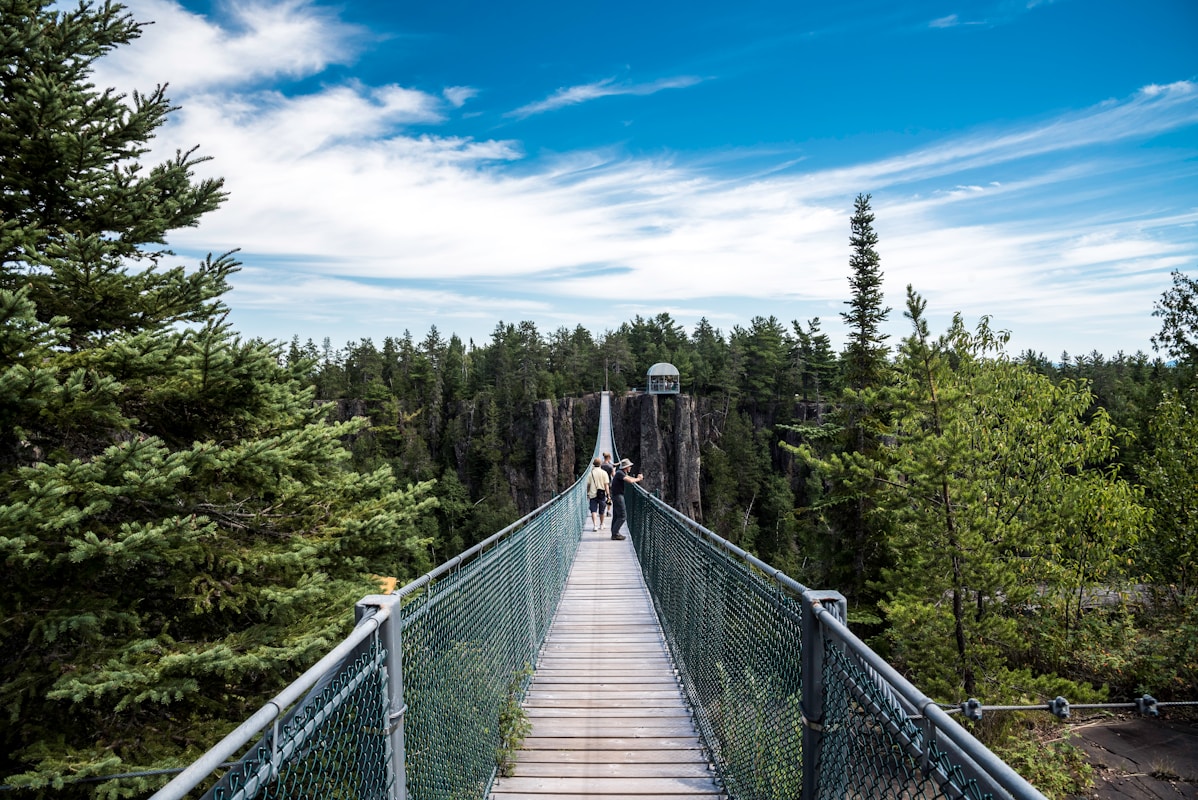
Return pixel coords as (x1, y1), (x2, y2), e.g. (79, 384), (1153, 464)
(152, 393), (1047, 800)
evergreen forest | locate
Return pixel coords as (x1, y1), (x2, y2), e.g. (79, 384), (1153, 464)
(2, 2), (1196, 798)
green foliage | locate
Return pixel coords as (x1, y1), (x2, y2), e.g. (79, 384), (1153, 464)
(701, 410), (775, 552)
(1053, 603), (1198, 700)
(1151, 269), (1198, 367)
(783, 195), (895, 604)
(709, 662), (801, 799)
(792, 317), (838, 405)
(0, 2), (436, 792)
(496, 664), (534, 777)
(869, 288), (1146, 698)
(729, 315), (797, 403)
(981, 717), (1093, 800)
(1137, 389), (1198, 602)
(840, 193), (890, 392)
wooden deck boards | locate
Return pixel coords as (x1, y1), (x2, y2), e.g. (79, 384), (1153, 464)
(490, 523), (723, 799)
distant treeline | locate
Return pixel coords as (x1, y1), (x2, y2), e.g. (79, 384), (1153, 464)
(291, 310), (1192, 581)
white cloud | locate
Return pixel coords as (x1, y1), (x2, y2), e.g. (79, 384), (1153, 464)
(930, 14), (960, 28)
(508, 75), (704, 118)
(98, 1), (1198, 356)
(93, 0), (363, 92)
(443, 86), (479, 108)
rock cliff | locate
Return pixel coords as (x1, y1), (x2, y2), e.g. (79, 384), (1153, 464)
(610, 392), (703, 521)
(533, 392), (702, 518)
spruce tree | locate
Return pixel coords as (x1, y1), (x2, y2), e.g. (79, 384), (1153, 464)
(0, 3), (434, 795)
(840, 193), (890, 391)
(792, 317), (837, 408)
(805, 193), (892, 603)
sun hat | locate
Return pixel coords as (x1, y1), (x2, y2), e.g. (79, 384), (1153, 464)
(617, 457), (634, 469)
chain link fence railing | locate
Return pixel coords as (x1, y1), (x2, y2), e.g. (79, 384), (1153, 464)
(152, 474), (588, 800)
(399, 480), (584, 800)
(625, 486), (1049, 800)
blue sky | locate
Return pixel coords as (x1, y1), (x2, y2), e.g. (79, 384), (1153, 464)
(94, 0), (1198, 357)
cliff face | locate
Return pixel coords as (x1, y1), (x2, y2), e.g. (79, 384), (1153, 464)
(532, 392), (703, 518)
(532, 397), (581, 506)
(339, 392), (703, 519)
(610, 392), (703, 521)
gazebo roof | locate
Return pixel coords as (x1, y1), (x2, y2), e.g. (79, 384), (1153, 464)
(647, 362), (679, 376)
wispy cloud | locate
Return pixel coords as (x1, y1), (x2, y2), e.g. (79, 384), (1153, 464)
(926, 1), (1056, 31)
(443, 86), (479, 108)
(94, 0), (364, 92)
(93, 0), (1198, 357)
(795, 81), (1198, 197)
(508, 75), (704, 118)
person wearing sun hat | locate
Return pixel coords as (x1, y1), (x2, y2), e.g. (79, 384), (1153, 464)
(608, 457), (644, 541)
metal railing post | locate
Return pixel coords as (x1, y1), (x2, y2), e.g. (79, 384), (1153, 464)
(357, 595), (406, 800)
(801, 590), (847, 800)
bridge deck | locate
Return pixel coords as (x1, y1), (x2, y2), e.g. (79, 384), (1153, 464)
(490, 521), (724, 799)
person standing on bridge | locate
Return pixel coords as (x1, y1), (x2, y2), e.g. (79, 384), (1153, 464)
(586, 457), (610, 531)
(609, 457), (644, 541)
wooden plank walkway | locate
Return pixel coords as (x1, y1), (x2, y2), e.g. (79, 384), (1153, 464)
(490, 521), (724, 800)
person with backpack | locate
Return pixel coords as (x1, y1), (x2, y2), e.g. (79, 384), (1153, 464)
(585, 457), (611, 530)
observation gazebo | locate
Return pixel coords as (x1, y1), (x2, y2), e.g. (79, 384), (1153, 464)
(646, 362), (681, 395)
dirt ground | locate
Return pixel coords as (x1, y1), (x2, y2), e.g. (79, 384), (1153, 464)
(1068, 713), (1198, 799)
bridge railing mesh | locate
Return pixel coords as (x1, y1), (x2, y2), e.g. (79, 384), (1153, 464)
(153, 474), (587, 800)
(400, 480), (584, 800)
(625, 487), (1047, 800)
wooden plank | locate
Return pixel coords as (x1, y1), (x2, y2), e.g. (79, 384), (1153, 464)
(525, 707), (691, 718)
(491, 795), (714, 800)
(509, 761), (714, 778)
(525, 690), (684, 702)
(530, 677), (678, 685)
(513, 749), (708, 764)
(492, 777), (719, 794)
(528, 721), (699, 737)
(538, 644), (666, 652)
(532, 669), (676, 676)
(535, 657), (672, 667)
(489, 515), (724, 798)
(519, 737), (704, 752)
(524, 696), (686, 709)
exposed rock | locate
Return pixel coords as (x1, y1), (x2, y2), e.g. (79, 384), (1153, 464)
(673, 394), (702, 522)
(505, 463), (535, 514)
(1071, 714), (1198, 799)
(639, 394), (666, 493)
(603, 391), (701, 519)
(533, 399), (557, 506)
(330, 398), (370, 421)
(554, 398), (577, 489)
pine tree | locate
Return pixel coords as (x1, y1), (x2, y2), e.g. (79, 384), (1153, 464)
(840, 193), (890, 392)
(691, 317), (730, 396)
(792, 317), (837, 407)
(801, 193), (893, 602)
(1138, 390), (1198, 604)
(0, 3), (434, 794)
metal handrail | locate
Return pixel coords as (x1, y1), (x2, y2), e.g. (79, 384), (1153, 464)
(153, 447), (595, 800)
(627, 482), (1049, 800)
(151, 605), (393, 800)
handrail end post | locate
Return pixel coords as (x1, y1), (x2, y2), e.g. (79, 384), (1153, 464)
(801, 590), (846, 800)
(356, 594), (407, 800)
